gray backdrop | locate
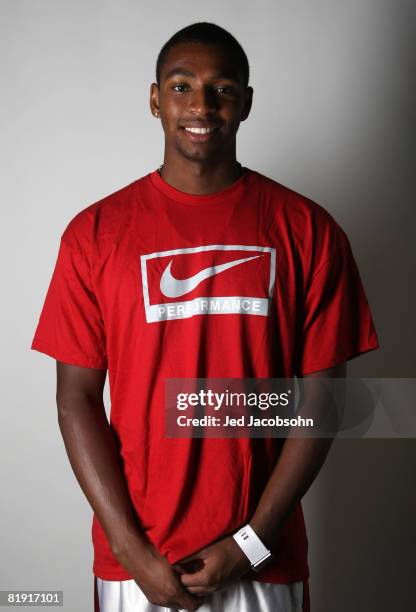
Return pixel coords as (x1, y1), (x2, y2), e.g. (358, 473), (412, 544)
(1, 0), (415, 610)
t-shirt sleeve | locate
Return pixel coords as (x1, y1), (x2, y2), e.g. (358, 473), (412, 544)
(31, 224), (108, 370)
(295, 222), (379, 375)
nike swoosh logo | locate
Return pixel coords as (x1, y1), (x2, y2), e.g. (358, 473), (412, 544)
(160, 254), (262, 298)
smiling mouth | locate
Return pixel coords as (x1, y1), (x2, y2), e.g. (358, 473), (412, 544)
(184, 127), (217, 134)
(181, 126), (220, 142)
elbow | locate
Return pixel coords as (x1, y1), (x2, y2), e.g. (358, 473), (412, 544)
(56, 394), (72, 420)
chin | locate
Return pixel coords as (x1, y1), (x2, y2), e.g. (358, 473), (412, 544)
(175, 144), (220, 164)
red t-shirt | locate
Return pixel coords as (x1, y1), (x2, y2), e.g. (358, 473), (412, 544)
(31, 167), (379, 584)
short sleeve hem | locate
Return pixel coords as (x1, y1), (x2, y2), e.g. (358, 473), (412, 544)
(31, 218), (108, 370)
(296, 338), (380, 376)
(31, 337), (108, 370)
(294, 219), (380, 377)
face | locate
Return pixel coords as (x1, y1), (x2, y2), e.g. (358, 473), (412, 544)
(150, 42), (253, 164)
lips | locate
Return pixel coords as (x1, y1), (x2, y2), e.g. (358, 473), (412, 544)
(181, 124), (220, 143)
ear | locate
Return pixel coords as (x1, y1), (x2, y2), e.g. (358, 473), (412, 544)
(150, 82), (161, 118)
(241, 86), (253, 122)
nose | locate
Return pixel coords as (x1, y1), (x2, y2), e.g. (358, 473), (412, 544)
(188, 86), (218, 116)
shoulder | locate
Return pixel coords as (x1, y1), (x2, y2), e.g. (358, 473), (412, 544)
(249, 168), (351, 274)
(60, 173), (149, 252)
(250, 168), (341, 229)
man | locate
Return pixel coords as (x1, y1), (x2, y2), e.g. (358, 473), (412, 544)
(31, 22), (379, 612)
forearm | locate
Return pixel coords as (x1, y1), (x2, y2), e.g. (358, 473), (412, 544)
(249, 434), (334, 547)
(249, 366), (345, 547)
(56, 392), (148, 556)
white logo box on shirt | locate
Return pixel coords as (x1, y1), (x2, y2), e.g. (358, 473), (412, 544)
(140, 244), (276, 323)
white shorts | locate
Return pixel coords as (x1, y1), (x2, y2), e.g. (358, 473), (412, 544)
(94, 576), (309, 612)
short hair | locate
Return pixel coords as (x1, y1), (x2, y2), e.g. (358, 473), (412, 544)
(156, 22), (250, 88)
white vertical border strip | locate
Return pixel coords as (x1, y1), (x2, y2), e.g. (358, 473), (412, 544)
(140, 253), (151, 315)
(269, 247), (276, 297)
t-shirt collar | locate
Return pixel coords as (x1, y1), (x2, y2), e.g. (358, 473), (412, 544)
(148, 166), (252, 206)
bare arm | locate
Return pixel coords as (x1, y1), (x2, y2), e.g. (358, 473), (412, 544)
(56, 362), (142, 551)
(56, 361), (204, 611)
(249, 361), (346, 547)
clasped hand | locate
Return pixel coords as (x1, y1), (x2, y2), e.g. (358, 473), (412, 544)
(117, 532), (251, 611)
(172, 534), (252, 597)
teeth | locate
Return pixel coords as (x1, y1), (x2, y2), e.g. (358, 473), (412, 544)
(185, 127), (215, 134)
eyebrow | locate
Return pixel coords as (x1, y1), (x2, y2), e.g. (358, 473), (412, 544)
(163, 67), (240, 83)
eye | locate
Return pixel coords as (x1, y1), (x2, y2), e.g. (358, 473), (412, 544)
(216, 86), (236, 95)
(172, 83), (189, 93)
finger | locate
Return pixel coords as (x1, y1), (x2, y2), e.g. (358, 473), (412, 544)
(176, 590), (203, 611)
(179, 570), (207, 588)
(186, 585), (217, 596)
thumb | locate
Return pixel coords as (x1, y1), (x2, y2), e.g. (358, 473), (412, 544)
(177, 589), (206, 611)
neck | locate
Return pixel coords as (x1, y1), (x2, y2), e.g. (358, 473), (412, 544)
(158, 154), (243, 195)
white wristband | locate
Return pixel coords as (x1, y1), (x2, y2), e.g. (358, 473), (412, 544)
(232, 523), (272, 570)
